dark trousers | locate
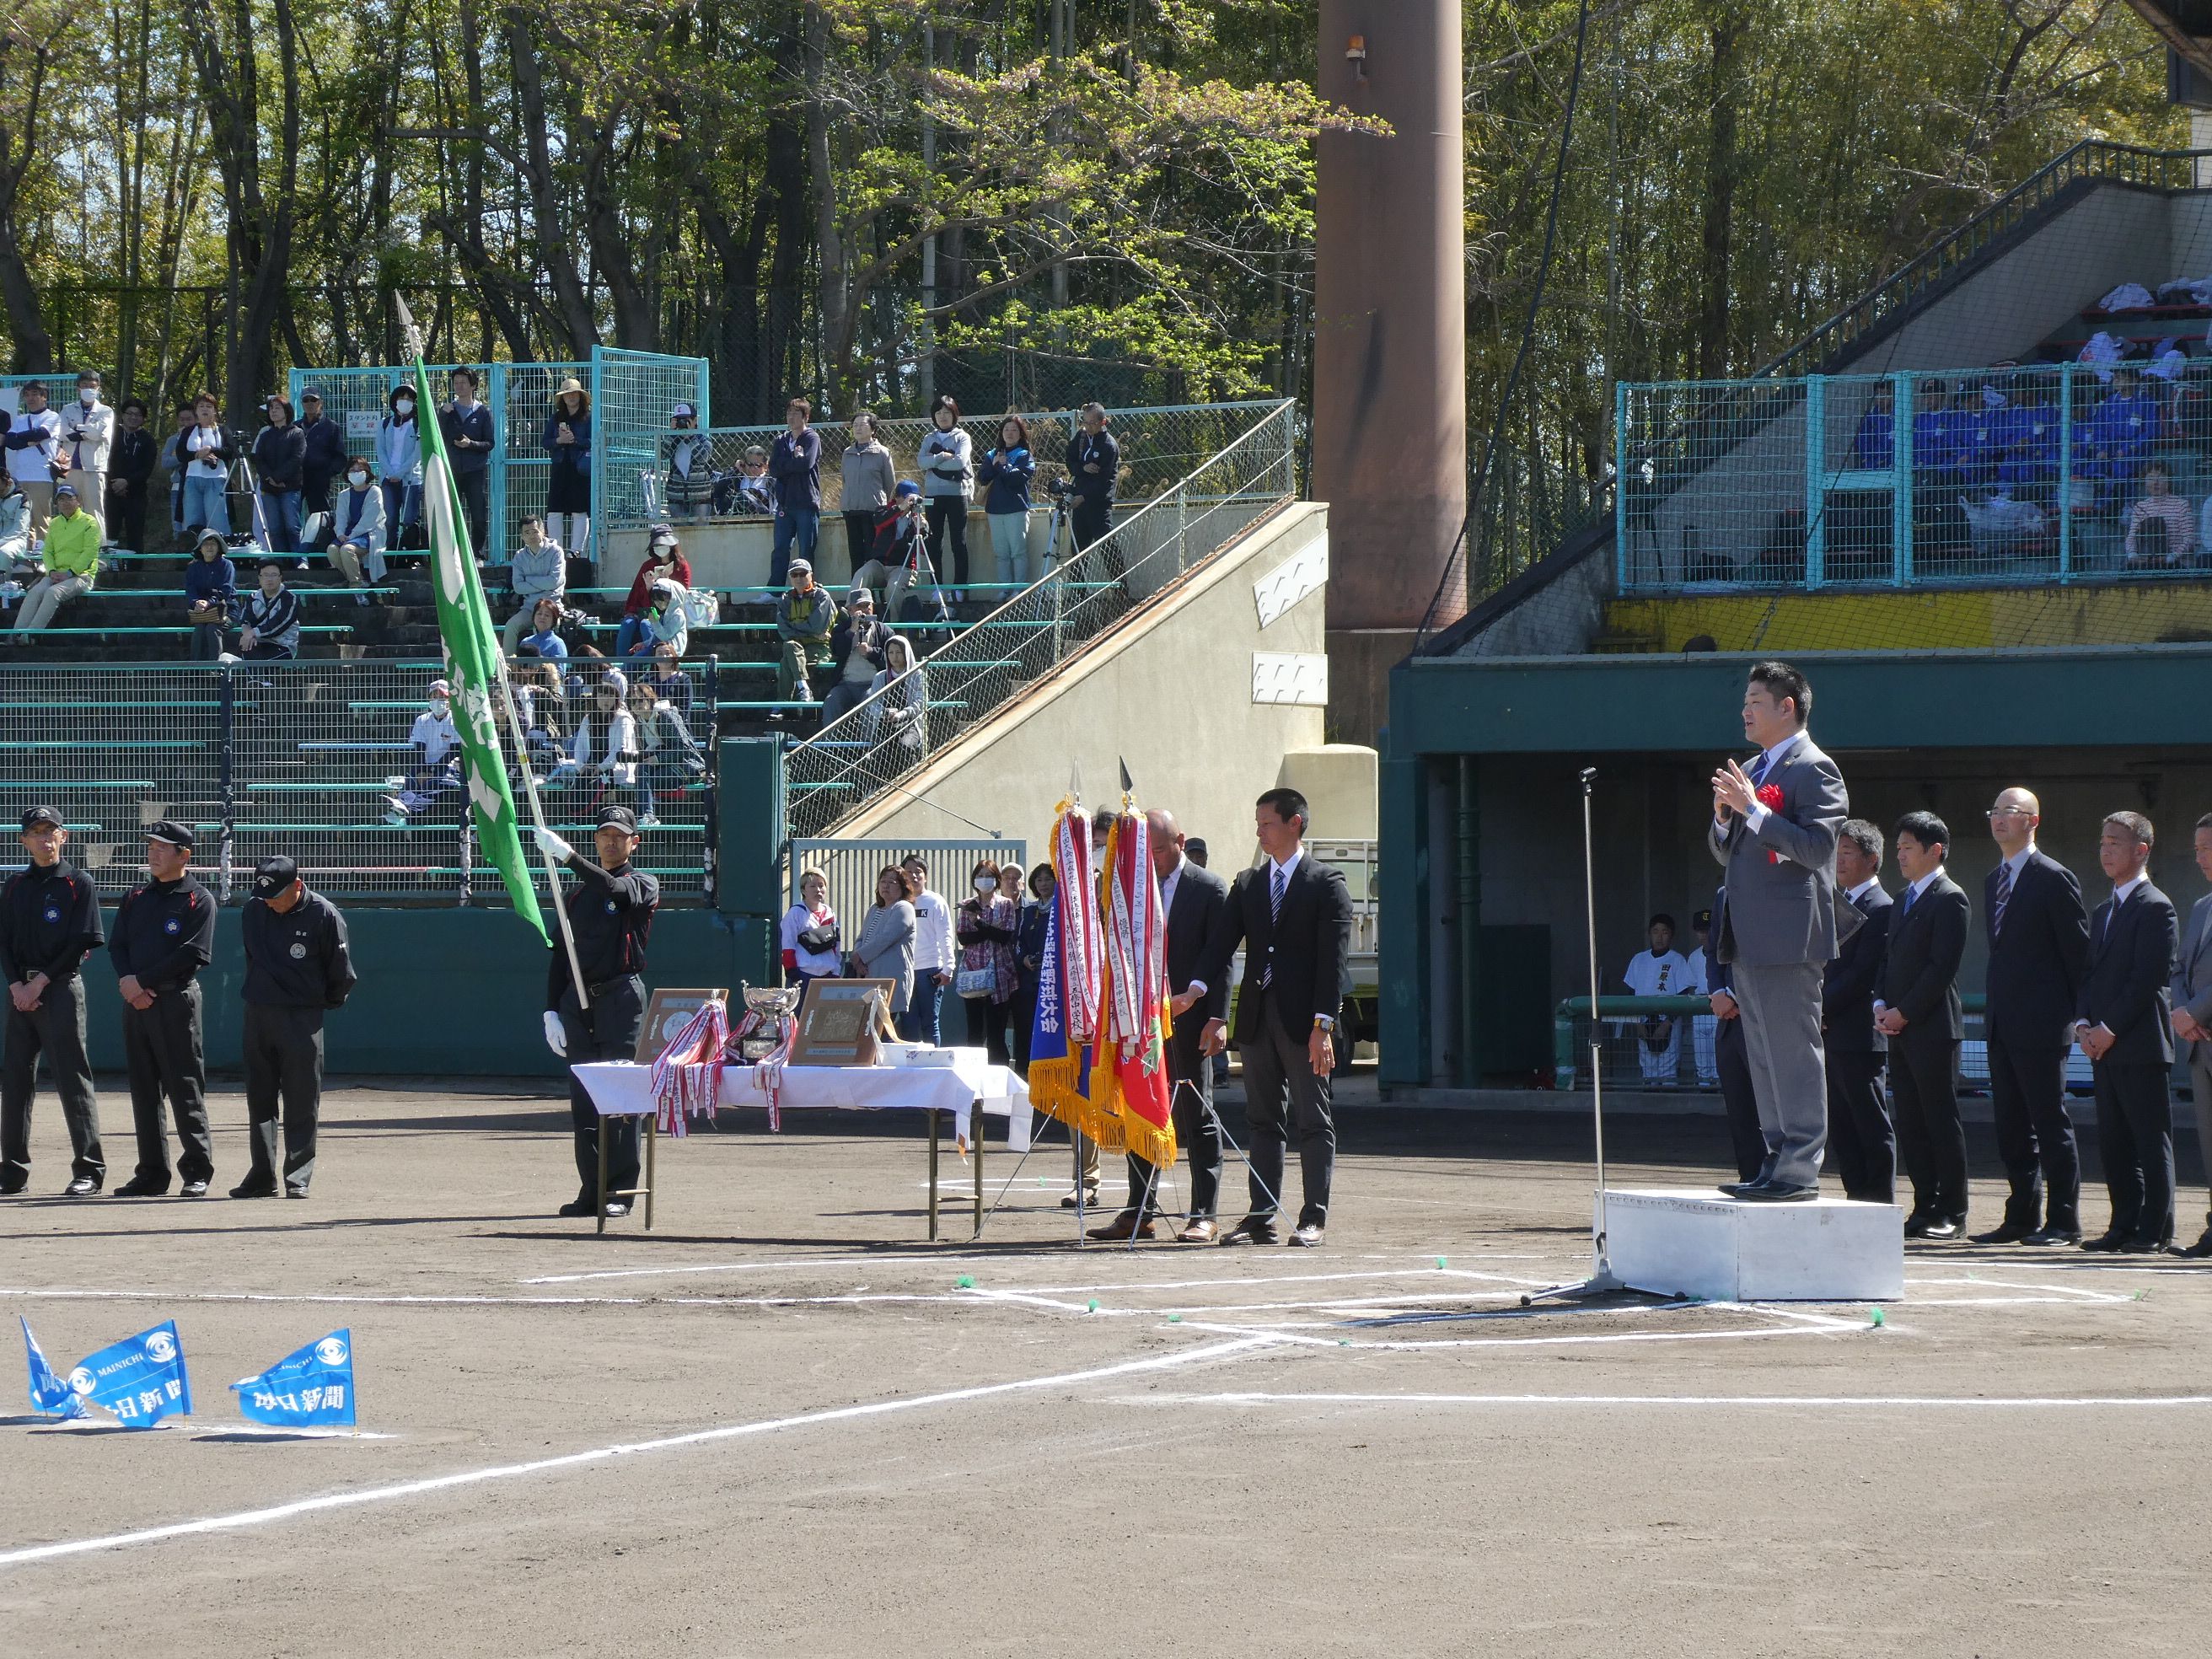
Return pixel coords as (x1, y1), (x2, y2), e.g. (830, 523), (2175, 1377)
(1891, 1034), (1967, 1221)
(1238, 993), (1334, 1227)
(191, 621), (227, 661)
(1825, 1047), (1894, 1203)
(840, 510), (876, 582)
(968, 996), (1012, 1066)
(1072, 497), (1125, 584)
(1715, 1013), (1766, 1182)
(243, 1002), (325, 1192)
(1988, 1033), (2078, 1230)
(109, 484), (148, 556)
(2095, 1060), (2175, 1243)
(456, 467), (490, 556)
(122, 984), (211, 1186)
(897, 976), (943, 1045)
(1127, 1022), (1221, 1221)
(0, 977), (102, 1185)
(561, 975), (645, 1202)
(925, 498), (969, 585)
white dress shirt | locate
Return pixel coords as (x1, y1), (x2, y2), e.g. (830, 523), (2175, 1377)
(2083, 873), (2148, 1039)
(1737, 731), (1803, 835)
(1874, 870), (1943, 1017)
(1847, 877), (1883, 905)
(1187, 847), (1325, 1023)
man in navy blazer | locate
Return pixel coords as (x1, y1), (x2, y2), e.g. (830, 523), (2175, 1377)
(2167, 813), (2212, 1257)
(1876, 812), (1973, 1238)
(1822, 819), (1893, 1204)
(1977, 787), (2091, 1244)
(2077, 812), (2181, 1253)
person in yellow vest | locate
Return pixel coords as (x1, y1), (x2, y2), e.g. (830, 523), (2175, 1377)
(13, 483), (99, 631)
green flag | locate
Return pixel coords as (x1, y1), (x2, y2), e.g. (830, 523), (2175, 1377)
(411, 353), (550, 946)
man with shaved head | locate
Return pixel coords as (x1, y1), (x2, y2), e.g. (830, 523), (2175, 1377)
(1088, 808), (1232, 1243)
(1978, 787), (2091, 1244)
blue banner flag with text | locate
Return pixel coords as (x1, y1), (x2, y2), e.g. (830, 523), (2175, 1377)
(232, 1329), (356, 1430)
(22, 1317), (85, 1419)
(71, 1320), (192, 1429)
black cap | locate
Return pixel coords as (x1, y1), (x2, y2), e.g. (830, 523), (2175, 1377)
(1693, 909), (1712, 929)
(251, 856), (299, 899)
(595, 806), (638, 832)
(19, 805), (62, 831)
(144, 819), (195, 851)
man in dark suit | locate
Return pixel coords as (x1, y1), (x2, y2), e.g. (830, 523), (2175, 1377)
(1091, 808), (1231, 1243)
(1876, 811), (1971, 1238)
(1196, 787), (1354, 1248)
(2078, 811), (2181, 1253)
(1705, 888), (1768, 1184)
(1978, 787), (2091, 1245)
(2167, 813), (2212, 1257)
(1823, 819), (1895, 1204)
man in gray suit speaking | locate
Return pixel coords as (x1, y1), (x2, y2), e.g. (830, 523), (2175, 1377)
(2168, 812), (2212, 1257)
(1707, 660), (1853, 1202)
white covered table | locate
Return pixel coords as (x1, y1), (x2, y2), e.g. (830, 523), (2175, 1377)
(572, 1050), (1033, 1238)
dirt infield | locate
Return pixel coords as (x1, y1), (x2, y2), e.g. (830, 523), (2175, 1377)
(3, 1078), (2211, 1656)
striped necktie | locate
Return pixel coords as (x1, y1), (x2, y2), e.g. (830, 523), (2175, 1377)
(1992, 861), (2013, 937)
(1262, 865), (1286, 987)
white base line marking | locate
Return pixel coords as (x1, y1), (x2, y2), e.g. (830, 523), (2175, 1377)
(518, 1254), (1563, 1287)
(1140, 1390), (2212, 1409)
(1165, 1319), (1845, 1350)
(0, 1335), (1277, 1571)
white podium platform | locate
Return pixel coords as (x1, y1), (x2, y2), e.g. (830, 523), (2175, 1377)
(1597, 1189), (1904, 1302)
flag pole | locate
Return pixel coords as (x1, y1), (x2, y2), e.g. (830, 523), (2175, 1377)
(394, 294), (589, 1012)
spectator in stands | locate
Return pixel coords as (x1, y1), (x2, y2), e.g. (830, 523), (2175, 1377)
(61, 371), (113, 539)
(2126, 461), (2195, 569)
(1010, 861), (1055, 1074)
(840, 411), (895, 578)
(184, 529), (237, 660)
(647, 643), (695, 719)
(12, 484), (99, 631)
(546, 673), (638, 799)
(326, 457), (386, 599)
(296, 388), (344, 544)
(1849, 382), (1893, 471)
(625, 680), (702, 827)
(955, 854), (1021, 1064)
(235, 561), (302, 661)
(662, 402), (713, 525)
(1995, 378), (2062, 497)
(775, 558), (836, 706)
(160, 405), (194, 550)
(179, 392), (234, 542)
(0, 475), (29, 563)
(917, 395), (973, 586)
(1066, 402), (1123, 583)
(868, 633), (927, 756)
(781, 868), (841, 990)
(2080, 367), (2161, 503)
(977, 414), (1036, 586)
(385, 679), (464, 822)
(502, 516), (566, 653)
(1953, 385), (2010, 491)
(820, 585), (888, 727)
(851, 479), (927, 620)
(376, 383), (424, 552)
(6, 381), (65, 536)
(850, 865), (917, 1021)
(107, 399), (156, 554)
(543, 378), (593, 566)
(439, 368), (495, 556)
(617, 525), (691, 655)
(520, 597), (570, 663)
(1619, 913), (1689, 1087)
(899, 853), (953, 1046)
(252, 395), (309, 562)
(511, 659), (568, 773)
(624, 579), (690, 661)
(734, 445), (775, 516)
(769, 396), (823, 585)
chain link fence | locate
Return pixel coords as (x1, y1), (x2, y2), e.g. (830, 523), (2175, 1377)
(591, 348), (712, 531)
(0, 661), (714, 907)
(782, 400), (1298, 840)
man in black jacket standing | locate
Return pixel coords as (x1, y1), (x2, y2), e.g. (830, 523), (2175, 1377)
(1092, 808), (1231, 1243)
(1195, 787), (1354, 1248)
(0, 806), (105, 1195)
(1978, 787), (2091, 1244)
(1823, 819), (1894, 1204)
(439, 368), (496, 556)
(2077, 812), (2181, 1253)
(109, 822), (217, 1197)
(1065, 403), (1124, 585)
(234, 856), (357, 1200)
(296, 388), (346, 545)
(105, 400), (158, 554)
(1876, 811), (1972, 1238)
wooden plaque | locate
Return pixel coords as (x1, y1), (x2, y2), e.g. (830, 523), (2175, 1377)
(635, 987), (729, 1064)
(788, 979), (896, 1066)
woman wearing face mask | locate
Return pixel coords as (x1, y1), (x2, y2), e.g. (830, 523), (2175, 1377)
(182, 528), (237, 660)
(376, 384), (423, 550)
(543, 379), (593, 566)
(1009, 862), (1056, 1076)
(954, 856), (1022, 1064)
(326, 456), (386, 600)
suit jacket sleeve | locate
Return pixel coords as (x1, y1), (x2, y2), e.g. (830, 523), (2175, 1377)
(1312, 867), (1353, 1026)
(1197, 881), (1231, 1022)
(1750, 750), (1847, 871)
(2178, 899), (2212, 1028)
(2106, 899), (2179, 1044)
(1895, 886), (1968, 1026)
(1822, 903), (1886, 1015)
(1196, 873), (1248, 1000)
(2049, 864), (2091, 1014)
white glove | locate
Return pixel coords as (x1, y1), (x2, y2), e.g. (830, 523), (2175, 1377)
(543, 1010), (567, 1057)
(534, 827), (572, 862)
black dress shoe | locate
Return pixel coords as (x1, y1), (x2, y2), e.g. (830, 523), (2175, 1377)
(62, 1175), (99, 1196)
(1717, 1181), (1762, 1197)
(2120, 1236), (2173, 1254)
(1901, 1212), (1930, 1238)
(1218, 1216), (1280, 1247)
(1970, 1221), (2035, 1244)
(2079, 1232), (2129, 1252)
(556, 1198), (596, 1218)
(228, 1181), (279, 1200)
(2021, 1225), (2083, 1247)
(1738, 1182), (1818, 1203)
(1916, 1218), (1962, 1239)
(180, 1179), (210, 1198)
(0, 1178), (25, 1196)
(284, 1187), (309, 1200)
(112, 1176), (169, 1197)
(2177, 1228), (2212, 1259)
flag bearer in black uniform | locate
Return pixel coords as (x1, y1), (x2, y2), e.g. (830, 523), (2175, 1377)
(0, 805), (106, 1195)
(109, 821), (216, 1197)
(535, 807), (658, 1219)
(233, 856), (357, 1200)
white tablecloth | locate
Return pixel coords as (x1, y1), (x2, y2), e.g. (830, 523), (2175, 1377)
(572, 1049), (1032, 1151)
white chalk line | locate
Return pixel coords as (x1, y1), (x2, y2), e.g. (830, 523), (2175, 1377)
(1162, 1318), (1852, 1351)
(517, 1253), (1563, 1287)
(0, 1334), (1280, 1571)
(1126, 1389), (2212, 1410)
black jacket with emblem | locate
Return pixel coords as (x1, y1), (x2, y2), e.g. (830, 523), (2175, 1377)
(242, 887), (357, 1010)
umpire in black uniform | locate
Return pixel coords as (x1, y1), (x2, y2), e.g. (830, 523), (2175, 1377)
(0, 805), (106, 1195)
(234, 856), (357, 1200)
(536, 807), (658, 1220)
(110, 820), (217, 1197)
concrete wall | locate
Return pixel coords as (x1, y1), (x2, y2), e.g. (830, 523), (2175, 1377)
(836, 502), (1333, 860)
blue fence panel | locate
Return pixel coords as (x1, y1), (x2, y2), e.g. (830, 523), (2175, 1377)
(590, 347), (711, 533)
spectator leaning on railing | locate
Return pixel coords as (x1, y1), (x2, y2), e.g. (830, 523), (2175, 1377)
(12, 483), (99, 632)
(2126, 461), (2196, 569)
(184, 528), (237, 660)
(502, 515), (566, 653)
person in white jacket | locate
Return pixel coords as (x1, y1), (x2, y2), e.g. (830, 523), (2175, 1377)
(60, 371), (114, 538)
(375, 384), (424, 549)
(916, 395), (974, 585)
(5, 382), (66, 536)
(325, 457), (387, 599)
(502, 515), (567, 653)
(541, 673), (637, 794)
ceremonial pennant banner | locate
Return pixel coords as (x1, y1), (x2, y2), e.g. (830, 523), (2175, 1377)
(1093, 812), (1176, 1170)
(21, 1316), (84, 1420)
(232, 1329), (357, 1431)
(1027, 801), (1108, 1145)
(411, 350), (550, 947)
(68, 1320), (192, 1429)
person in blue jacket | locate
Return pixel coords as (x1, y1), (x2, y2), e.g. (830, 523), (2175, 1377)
(975, 414), (1038, 585)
